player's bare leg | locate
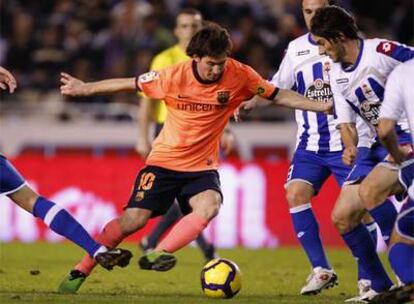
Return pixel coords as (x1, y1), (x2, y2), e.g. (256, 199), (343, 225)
(359, 165), (403, 209)
(359, 165), (402, 245)
(8, 185), (38, 212)
(139, 189), (221, 271)
(332, 185), (366, 234)
(333, 185), (393, 302)
(286, 181), (338, 295)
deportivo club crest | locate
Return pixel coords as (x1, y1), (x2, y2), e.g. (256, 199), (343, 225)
(217, 91), (230, 104)
(359, 100), (381, 126)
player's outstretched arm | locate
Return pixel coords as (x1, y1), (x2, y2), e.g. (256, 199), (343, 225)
(0, 66), (17, 93)
(60, 72), (136, 97)
(270, 89), (333, 114)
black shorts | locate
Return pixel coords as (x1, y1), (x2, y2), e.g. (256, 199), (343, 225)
(126, 165), (222, 217)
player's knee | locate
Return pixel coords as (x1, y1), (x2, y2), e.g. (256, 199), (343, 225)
(193, 194), (221, 221)
(285, 187), (310, 207)
(331, 209), (353, 234)
(190, 190), (222, 220)
(204, 199), (221, 221)
(331, 211), (342, 231)
(359, 182), (376, 209)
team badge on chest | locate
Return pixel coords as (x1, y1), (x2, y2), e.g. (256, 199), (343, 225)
(217, 91), (230, 104)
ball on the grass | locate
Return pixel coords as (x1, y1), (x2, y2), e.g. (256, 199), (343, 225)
(200, 258), (242, 299)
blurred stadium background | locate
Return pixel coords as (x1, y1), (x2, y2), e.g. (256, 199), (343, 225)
(0, 0), (413, 248)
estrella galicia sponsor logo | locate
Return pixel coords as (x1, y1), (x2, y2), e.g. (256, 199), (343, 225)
(305, 79), (332, 103)
(336, 78), (349, 84)
(296, 49), (310, 56)
(217, 90), (230, 104)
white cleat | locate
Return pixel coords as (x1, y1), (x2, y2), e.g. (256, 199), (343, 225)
(358, 279), (372, 296)
(300, 267), (338, 295)
(345, 288), (378, 303)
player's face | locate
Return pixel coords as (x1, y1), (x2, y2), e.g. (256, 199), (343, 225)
(195, 56), (227, 82)
(174, 13), (203, 46)
(302, 0), (329, 30)
(313, 35), (346, 63)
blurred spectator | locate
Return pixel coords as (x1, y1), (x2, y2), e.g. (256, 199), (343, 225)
(0, 0), (412, 122)
(31, 25), (67, 91)
(4, 11), (35, 88)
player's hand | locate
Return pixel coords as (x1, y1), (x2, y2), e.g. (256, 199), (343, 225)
(386, 144), (413, 165)
(60, 72), (88, 96)
(342, 146), (358, 166)
(233, 97), (258, 122)
(220, 130), (235, 156)
(135, 139), (151, 159)
(0, 66), (17, 93)
(323, 101), (334, 115)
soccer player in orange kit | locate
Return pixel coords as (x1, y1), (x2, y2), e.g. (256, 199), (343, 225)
(58, 23), (332, 293)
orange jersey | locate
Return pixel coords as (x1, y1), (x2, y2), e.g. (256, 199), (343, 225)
(137, 58), (278, 172)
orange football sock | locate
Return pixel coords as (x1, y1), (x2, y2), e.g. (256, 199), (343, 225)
(155, 212), (208, 253)
(75, 218), (125, 275)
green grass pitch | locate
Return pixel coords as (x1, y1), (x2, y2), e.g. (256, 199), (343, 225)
(0, 242), (393, 303)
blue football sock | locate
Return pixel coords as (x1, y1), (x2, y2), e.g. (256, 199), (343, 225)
(389, 243), (414, 284)
(358, 221), (378, 281)
(290, 204), (330, 269)
(365, 222), (378, 248)
(342, 224), (393, 292)
(33, 196), (103, 257)
(368, 199), (397, 245)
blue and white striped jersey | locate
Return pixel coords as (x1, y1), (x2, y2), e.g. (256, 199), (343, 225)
(272, 33), (343, 153)
(331, 38), (414, 147)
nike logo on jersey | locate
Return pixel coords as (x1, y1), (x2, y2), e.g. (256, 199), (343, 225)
(297, 231), (305, 238)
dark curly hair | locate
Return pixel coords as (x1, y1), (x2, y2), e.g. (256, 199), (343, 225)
(310, 6), (359, 41)
(186, 22), (232, 58)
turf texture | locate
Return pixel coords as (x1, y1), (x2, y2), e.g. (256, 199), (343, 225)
(0, 242), (394, 304)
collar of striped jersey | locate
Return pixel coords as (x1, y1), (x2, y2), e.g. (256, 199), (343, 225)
(308, 33), (317, 46)
(342, 39), (364, 73)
